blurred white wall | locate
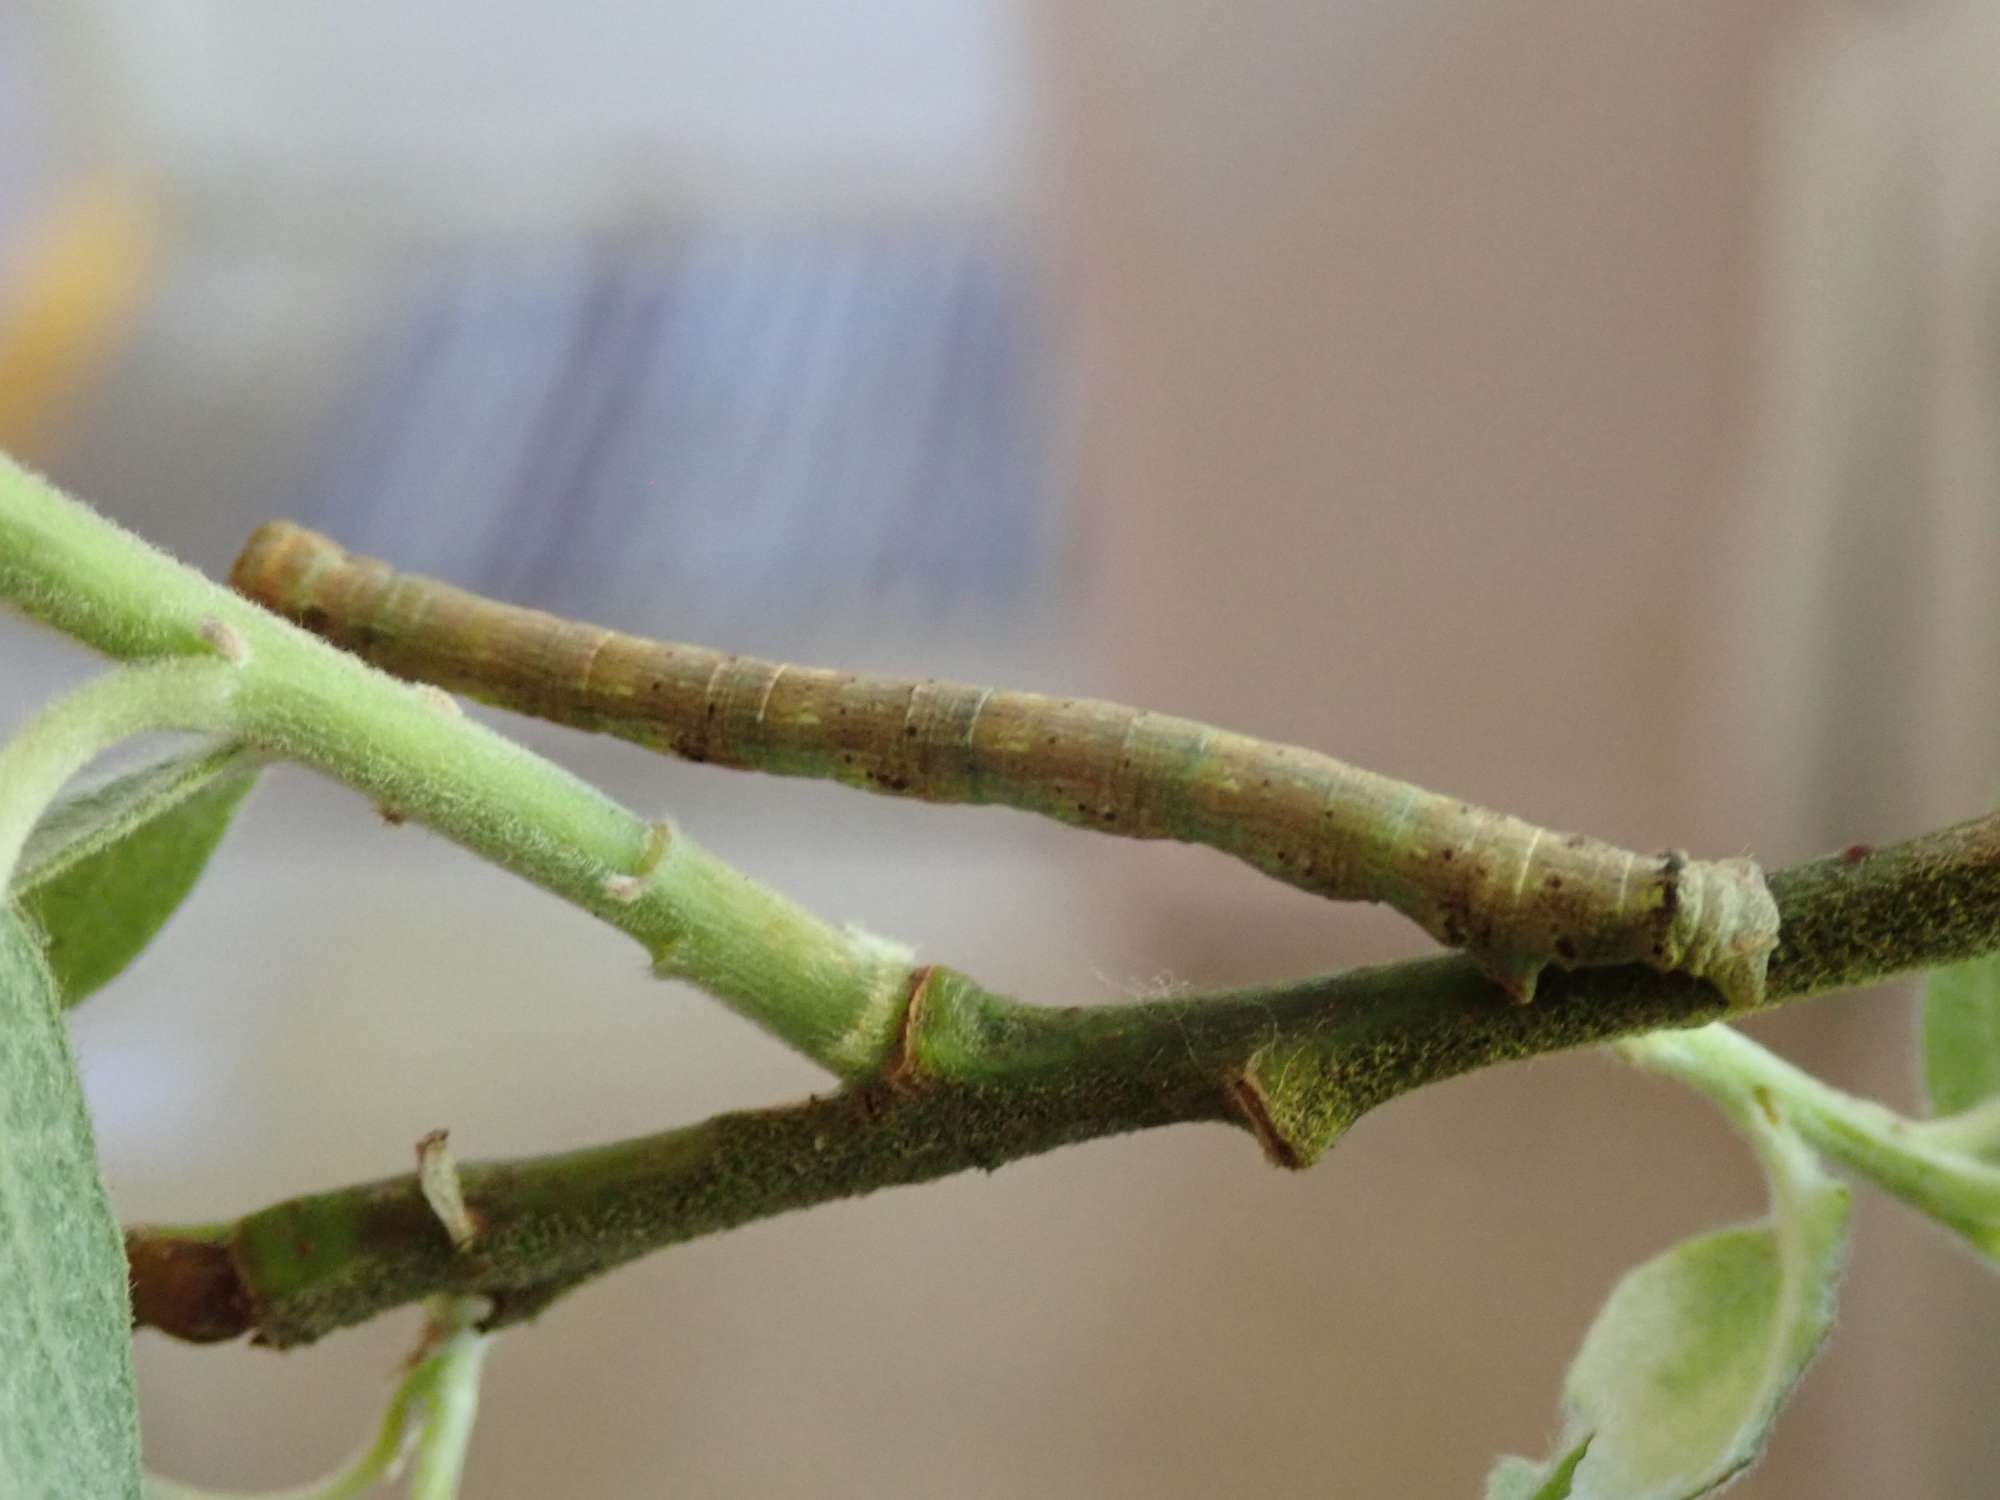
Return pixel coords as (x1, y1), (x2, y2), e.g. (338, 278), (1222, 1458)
(37, 0), (1032, 229)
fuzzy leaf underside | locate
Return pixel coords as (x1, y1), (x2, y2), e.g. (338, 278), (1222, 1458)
(1490, 1161), (1849, 1499)
(12, 741), (256, 1005)
(1486, 1441), (1590, 1499)
(0, 908), (142, 1497)
(1923, 953), (2000, 1119)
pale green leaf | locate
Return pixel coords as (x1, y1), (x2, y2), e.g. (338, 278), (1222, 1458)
(1502, 1129), (1849, 1500)
(0, 906), (142, 1497)
(1923, 953), (2000, 1119)
(1486, 1440), (1588, 1499)
(11, 742), (257, 1006)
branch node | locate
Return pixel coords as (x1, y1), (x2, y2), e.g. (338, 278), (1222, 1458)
(883, 965), (940, 1086)
(1230, 1045), (1359, 1170)
(197, 615), (248, 665)
(1228, 1073), (1306, 1169)
(603, 824), (672, 905)
(124, 1230), (251, 1343)
(637, 819), (673, 875)
(417, 683), (462, 717)
(417, 1129), (482, 1253)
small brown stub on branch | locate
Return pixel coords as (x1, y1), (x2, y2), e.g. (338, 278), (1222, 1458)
(1227, 1072), (1305, 1170)
(884, 965), (939, 1086)
(417, 1128), (482, 1252)
(126, 1232), (251, 1343)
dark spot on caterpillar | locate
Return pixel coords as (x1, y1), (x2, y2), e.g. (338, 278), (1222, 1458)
(1439, 848), (1454, 862)
(706, 702), (718, 718)
(1544, 874), (1563, 890)
(1657, 850), (1687, 918)
(1651, 942), (1666, 958)
(904, 723), (918, 737)
(1554, 936), (1578, 960)
(1841, 843), (1874, 864)
(1564, 834), (1588, 850)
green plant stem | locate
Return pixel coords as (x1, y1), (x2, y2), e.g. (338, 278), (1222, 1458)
(126, 810), (2000, 1350)
(229, 522), (1782, 1007)
(1619, 1024), (2000, 1253)
(0, 455), (912, 1073)
(1915, 1096), (2000, 1156)
(142, 1297), (492, 1500)
(404, 1299), (491, 1500)
(0, 658), (240, 888)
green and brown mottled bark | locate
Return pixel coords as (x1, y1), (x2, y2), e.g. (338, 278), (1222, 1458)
(127, 812), (2000, 1350)
(231, 523), (1778, 1006)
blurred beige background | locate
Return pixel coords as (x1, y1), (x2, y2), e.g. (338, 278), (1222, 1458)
(4, 1), (1999, 1495)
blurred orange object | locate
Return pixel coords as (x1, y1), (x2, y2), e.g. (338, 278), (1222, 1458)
(0, 175), (156, 453)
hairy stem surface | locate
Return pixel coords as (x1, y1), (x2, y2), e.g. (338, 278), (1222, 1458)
(0, 657), (239, 886)
(0, 456), (912, 1072)
(127, 813), (2000, 1350)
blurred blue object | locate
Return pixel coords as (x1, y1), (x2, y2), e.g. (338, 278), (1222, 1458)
(286, 233), (1073, 638)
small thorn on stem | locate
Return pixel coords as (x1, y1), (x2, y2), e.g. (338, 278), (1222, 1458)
(637, 819), (673, 875)
(1479, 952), (1544, 1006)
(602, 822), (672, 905)
(198, 616), (249, 665)
(416, 1129), (480, 1253)
(417, 684), (462, 717)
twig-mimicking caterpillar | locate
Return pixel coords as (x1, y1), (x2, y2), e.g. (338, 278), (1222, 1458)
(231, 524), (1780, 1008)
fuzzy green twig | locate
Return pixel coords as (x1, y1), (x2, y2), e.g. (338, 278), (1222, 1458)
(125, 812), (2000, 1350)
(0, 454), (913, 1074)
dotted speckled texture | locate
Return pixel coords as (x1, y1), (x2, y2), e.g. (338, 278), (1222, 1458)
(0, 910), (140, 1498)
